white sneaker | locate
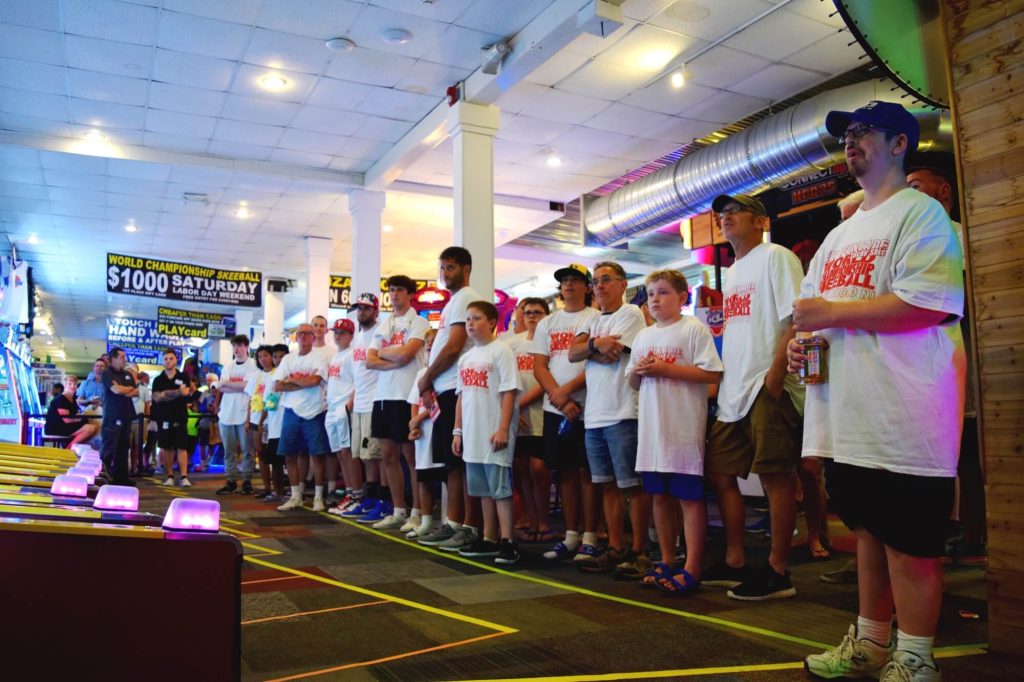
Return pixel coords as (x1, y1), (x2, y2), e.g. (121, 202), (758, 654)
(162, 477), (175, 486)
(400, 516), (421, 533)
(372, 513), (408, 530)
(277, 495), (303, 511)
(180, 478), (192, 488)
(312, 497), (325, 512)
(805, 625), (892, 679)
(879, 651), (940, 681)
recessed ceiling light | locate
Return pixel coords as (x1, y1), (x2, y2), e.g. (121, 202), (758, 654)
(382, 224), (395, 233)
(325, 37), (356, 52)
(84, 130), (106, 142)
(234, 202), (252, 219)
(124, 221), (137, 232)
(381, 28), (412, 45)
(670, 68), (686, 89)
(546, 154), (562, 168)
(260, 74), (288, 91)
(116, 310), (125, 317)
(26, 234), (39, 245)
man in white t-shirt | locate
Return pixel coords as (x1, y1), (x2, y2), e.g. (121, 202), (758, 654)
(568, 261), (650, 576)
(702, 194), (804, 602)
(415, 246), (483, 552)
(275, 323), (331, 512)
(366, 275), (429, 529)
(531, 264), (600, 563)
(325, 318), (355, 506)
(311, 314), (337, 362)
(214, 334), (258, 496)
(338, 293), (381, 518)
(796, 101), (965, 681)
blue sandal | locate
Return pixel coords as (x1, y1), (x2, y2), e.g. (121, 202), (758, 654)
(656, 568), (699, 596)
(641, 562), (673, 589)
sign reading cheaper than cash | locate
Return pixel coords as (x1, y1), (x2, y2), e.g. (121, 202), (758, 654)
(329, 275), (434, 312)
(157, 306), (235, 340)
(107, 316), (183, 364)
(107, 253), (262, 307)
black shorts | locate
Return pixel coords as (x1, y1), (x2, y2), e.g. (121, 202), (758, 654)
(514, 435), (543, 458)
(156, 421), (190, 451)
(828, 461), (954, 558)
(371, 400), (411, 443)
(541, 412), (589, 471)
(416, 466), (447, 485)
(261, 438), (284, 466)
(430, 390), (462, 471)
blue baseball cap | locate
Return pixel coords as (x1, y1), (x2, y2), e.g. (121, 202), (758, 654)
(825, 100), (919, 153)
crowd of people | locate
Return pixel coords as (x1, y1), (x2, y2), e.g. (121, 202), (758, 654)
(48, 100), (965, 682)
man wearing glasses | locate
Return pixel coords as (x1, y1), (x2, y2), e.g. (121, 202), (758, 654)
(795, 101), (964, 681)
(701, 193), (805, 601)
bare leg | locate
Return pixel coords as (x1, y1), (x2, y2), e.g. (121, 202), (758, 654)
(326, 452), (340, 490)
(365, 458), (380, 486)
(464, 490), (483, 529)
(513, 454), (534, 530)
(887, 546), (943, 636)
(402, 443), (419, 511)
(603, 482), (626, 551)
(447, 468), (466, 523)
(160, 448), (174, 479)
(176, 449), (190, 479)
(560, 466), (581, 534)
(69, 423), (98, 448)
(628, 488), (651, 555)
(761, 471), (798, 574)
(680, 499), (707, 580)
(581, 471), (599, 535)
(529, 457), (552, 533)
(857, 528), (895, 622)
(496, 497), (514, 541)
(285, 456), (301, 486)
(379, 440), (406, 509)
(310, 455), (325, 486)
(298, 454), (310, 486)
(709, 473), (747, 567)
(341, 449), (362, 490)
(419, 481), (434, 517)
(653, 494), (678, 565)
(480, 496), (499, 542)
(798, 457), (829, 553)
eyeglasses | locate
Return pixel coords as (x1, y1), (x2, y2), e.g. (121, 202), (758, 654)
(523, 310), (545, 316)
(592, 276), (624, 286)
(715, 206), (753, 220)
(296, 331), (314, 336)
(838, 123), (892, 145)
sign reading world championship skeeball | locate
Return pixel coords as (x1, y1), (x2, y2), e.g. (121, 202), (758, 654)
(157, 306), (236, 340)
(107, 253), (262, 307)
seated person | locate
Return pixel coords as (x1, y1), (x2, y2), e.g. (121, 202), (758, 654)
(46, 376), (99, 447)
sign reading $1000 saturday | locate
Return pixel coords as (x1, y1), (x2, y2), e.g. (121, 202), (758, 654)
(107, 253), (262, 307)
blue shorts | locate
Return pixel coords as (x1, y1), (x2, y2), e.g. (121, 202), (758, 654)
(279, 408), (331, 457)
(641, 472), (704, 501)
(585, 420), (640, 488)
(465, 462), (513, 500)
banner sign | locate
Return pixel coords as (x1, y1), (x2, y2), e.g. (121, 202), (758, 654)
(157, 306), (235, 340)
(329, 276), (434, 313)
(107, 253), (262, 307)
(107, 316), (183, 365)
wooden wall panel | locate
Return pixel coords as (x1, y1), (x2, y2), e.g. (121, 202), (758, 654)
(945, 0), (1024, 656)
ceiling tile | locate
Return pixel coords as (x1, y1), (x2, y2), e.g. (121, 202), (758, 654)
(679, 90), (769, 125)
(495, 82), (551, 115)
(152, 48), (238, 91)
(354, 86), (438, 122)
(157, 11), (252, 61)
(423, 24), (504, 70)
(206, 140), (274, 161)
(648, 0), (773, 42)
(306, 77), (375, 111)
(325, 48), (418, 88)
(0, 0), (62, 32)
(63, 0), (158, 46)
(70, 98), (146, 129)
(685, 46), (770, 90)
(583, 103), (672, 136)
(519, 88), (612, 125)
(43, 169), (107, 192)
(352, 117), (412, 143)
(290, 106), (366, 136)
(244, 28), (332, 75)
(143, 131), (210, 153)
(213, 119), (286, 147)
(0, 58), (66, 95)
(0, 24), (64, 66)
(144, 109), (218, 138)
(68, 69), (150, 106)
(453, 0), (549, 33)
(0, 86), (70, 120)
(373, 0), (473, 23)
(65, 35), (154, 78)
(597, 24), (704, 74)
(108, 159), (173, 182)
(620, 0), (676, 22)
(549, 125), (633, 155)
(39, 151), (109, 175)
(335, 137), (391, 162)
(497, 114), (573, 145)
(0, 112), (73, 138)
(524, 49), (591, 87)
(162, 0), (264, 25)
(147, 82), (227, 117)
(256, 0), (363, 40)
(786, 0), (846, 28)
(557, 59), (649, 102)
(782, 31), (864, 76)
(0, 146), (40, 168)
(277, 128), (346, 155)
(729, 63), (826, 99)
(220, 95), (300, 126)
(724, 8), (836, 61)
(231, 64), (318, 102)
(562, 17), (636, 58)
(642, 115), (717, 144)
(345, 5), (446, 62)
(621, 80), (718, 116)
(47, 187), (106, 206)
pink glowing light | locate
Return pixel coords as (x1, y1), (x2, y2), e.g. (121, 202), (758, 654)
(67, 466), (96, 484)
(51, 474), (89, 497)
(94, 485), (139, 511)
(162, 498), (220, 532)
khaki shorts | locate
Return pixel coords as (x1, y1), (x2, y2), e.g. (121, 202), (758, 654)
(706, 384), (802, 478)
(351, 411), (381, 461)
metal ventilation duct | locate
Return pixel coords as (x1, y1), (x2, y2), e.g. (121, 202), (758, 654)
(584, 80), (953, 246)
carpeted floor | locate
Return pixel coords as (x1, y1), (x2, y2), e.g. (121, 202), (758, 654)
(136, 474), (1010, 682)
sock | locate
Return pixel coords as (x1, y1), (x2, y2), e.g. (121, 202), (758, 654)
(298, 482), (306, 497)
(648, 526), (658, 543)
(462, 524), (477, 534)
(446, 519), (463, 530)
(380, 485), (392, 503)
(581, 531), (598, 547)
(896, 630), (935, 664)
(315, 485), (325, 500)
(367, 482), (380, 499)
(418, 514), (433, 532)
(857, 616), (891, 646)
(393, 507), (407, 519)
(351, 488), (364, 499)
(327, 481), (337, 494)
(411, 509), (421, 519)
(564, 530), (580, 550)
(290, 485), (301, 499)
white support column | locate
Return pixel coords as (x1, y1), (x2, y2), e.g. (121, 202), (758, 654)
(305, 237), (333, 323)
(262, 280), (285, 345)
(347, 190), (385, 304)
(234, 309), (254, 343)
(449, 101), (499, 297)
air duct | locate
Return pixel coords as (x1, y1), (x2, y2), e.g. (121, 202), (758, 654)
(584, 80), (952, 246)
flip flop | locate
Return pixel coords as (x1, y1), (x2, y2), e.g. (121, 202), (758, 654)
(810, 544), (831, 559)
(656, 568), (699, 596)
(641, 562), (673, 589)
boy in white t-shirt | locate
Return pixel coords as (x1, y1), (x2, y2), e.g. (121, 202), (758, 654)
(406, 329), (439, 539)
(325, 319), (355, 505)
(452, 301), (521, 565)
(627, 270), (723, 595)
(214, 334), (258, 496)
(257, 344), (290, 500)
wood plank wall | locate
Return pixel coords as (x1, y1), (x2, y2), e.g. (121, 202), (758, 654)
(944, 0), (1024, 655)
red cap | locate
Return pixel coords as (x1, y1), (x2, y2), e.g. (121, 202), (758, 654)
(332, 318), (355, 334)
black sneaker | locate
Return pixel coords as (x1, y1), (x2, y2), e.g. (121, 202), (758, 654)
(727, 564), (796, 601)
(216, 482), (237, 495)
(458, 538), (501, 557)
(701, 560), (752, 587)
(241, 480), (253, 495)
(578, 546), (627, 573)
(495, 539), (520, 565)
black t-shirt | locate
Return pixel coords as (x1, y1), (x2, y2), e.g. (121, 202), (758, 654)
(102, 367), (137, 425)
(151, 370), (190, 424)
(45, 394), (80, 436)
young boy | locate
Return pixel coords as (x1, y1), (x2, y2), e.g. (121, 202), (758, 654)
(407, 329), (440, 539)
(247, 345), (276, 498)
(627, 270), (723, 595)
(452, 301), (521, 564)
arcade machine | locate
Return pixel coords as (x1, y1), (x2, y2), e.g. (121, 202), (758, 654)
(410, 286), (450, 328)
(0, 329), (41, 445)
(494, 288), (516, 334)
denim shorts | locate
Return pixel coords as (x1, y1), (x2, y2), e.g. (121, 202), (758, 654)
(465, 462), (513, 500)
(585, 419), (640, 488)
(279, 408), (331, 457)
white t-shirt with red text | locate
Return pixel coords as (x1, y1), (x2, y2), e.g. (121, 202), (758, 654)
(583, 304), (647, 429)
(218, 358), (257, 426)
(531, 306), (600, 416)
(717, 242), (804, 422)
(457, 340), (520, 467)
(408, 367), (442, 471)
(370, 308), (429, 401)
(326, 348), (354, 417)
(508, 333), (543, 437)
(801, 188), (964, 477)
(626, 318), (723, 475)
(276, 350), (328, 419)
(350, 323), (379, 414)
(429, 285), (481, 394)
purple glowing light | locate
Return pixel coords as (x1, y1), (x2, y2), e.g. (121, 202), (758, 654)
(162, 498), (220, 532)
(51, 474), (89, 497)
(94, 485), (139, 511)
(67, 466), (96, 484)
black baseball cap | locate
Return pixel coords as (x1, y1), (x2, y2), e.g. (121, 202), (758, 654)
(825, 100), (919, 153)
(553, 263), (592, 284)
(711, 193), (767, 217)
